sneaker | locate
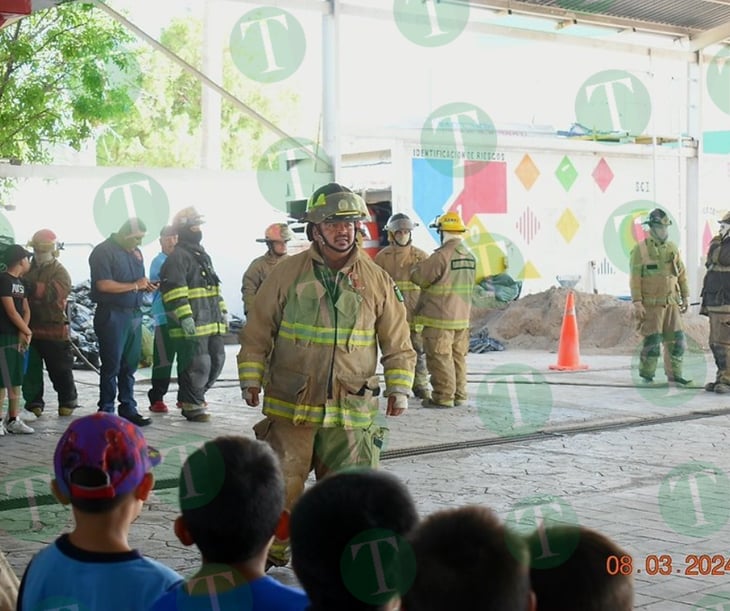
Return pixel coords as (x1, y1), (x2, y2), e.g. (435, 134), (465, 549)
(58, 406), (77, 417)
(180, 404), (211, 422)
(7, 419), (34, 434)
(0, 421), (6, 436)
(149, 401), (169, 414)
(640, 375), (654, 383)
(120, 412), (152, 427)
(672, 377), (692, 386)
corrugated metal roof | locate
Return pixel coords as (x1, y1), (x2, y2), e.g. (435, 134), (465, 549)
(471, 0), (730, 40)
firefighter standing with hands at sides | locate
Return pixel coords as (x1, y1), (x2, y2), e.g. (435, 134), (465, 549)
(22, 229), (79, 418)
(411, 211), (476, 408)
(630, 207), (690, 385)
(701, 211), (730, 393)
(160, 206), (228, 423)
(241, 223), (292, 317)
(374, 213), (431, 400)
(237, 182), (416, 568)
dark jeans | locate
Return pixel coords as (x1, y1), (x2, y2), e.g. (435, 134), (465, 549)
(22, 339), (78, 408)
(176, 334), (225, 406)
(148, 323), (177, 404)
(94, 306), (142, 417)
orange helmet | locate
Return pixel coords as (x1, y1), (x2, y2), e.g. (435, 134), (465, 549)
(28, 229), (58, 252)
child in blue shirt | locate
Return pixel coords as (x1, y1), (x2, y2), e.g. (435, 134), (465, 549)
(17, 412), (182, 610)
(151, 436), (309, 611)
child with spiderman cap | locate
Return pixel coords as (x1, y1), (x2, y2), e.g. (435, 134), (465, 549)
(17, 412), (182, 610)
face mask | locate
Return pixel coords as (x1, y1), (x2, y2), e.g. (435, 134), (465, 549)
(720, 223), (730, 239)
(178, 226), (203, 244)
(394, 231), (411, 247)
(650, 224), (669, 243)
(33, 251), (54, 264)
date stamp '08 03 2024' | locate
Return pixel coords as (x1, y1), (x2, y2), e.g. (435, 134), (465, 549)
(606, 554), (730, 577)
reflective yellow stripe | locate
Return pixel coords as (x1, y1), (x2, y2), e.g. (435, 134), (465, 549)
(384, 368), (414, 390)
(163, 287), (188, 302)
(418, 315), (470, 330)
(279, 321), (376, 347)
(263, 399), (375, 428)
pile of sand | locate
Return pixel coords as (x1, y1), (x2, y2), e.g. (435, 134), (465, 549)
(472, 287), (709, 354)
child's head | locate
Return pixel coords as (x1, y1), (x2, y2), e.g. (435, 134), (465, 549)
(527, 525), (633, 611)
(401, 505), (534, 611)
(290, 469), (418, 611)
(3, 244), (32, 276)
(53, 412), (160, 514)
(177, 436), (284, 564)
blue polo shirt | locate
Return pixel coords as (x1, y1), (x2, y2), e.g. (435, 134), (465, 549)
(89, 235), (145, 309)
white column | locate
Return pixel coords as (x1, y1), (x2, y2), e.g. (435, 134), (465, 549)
(322, 0), (340, 180)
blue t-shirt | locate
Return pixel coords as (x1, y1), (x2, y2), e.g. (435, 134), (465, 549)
(89, 235), (145, 309)
(151, 571), (309, 611)
(17, 534), (182, 611)
(149, 251), (168, 326)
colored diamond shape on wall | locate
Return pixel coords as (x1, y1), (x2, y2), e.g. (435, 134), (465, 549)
(516, 206), (540, 244)
(517, 260), (541, 280)
(555, 156), (578, 192)
(557, 208), (580, 243)
(592, 158), (614, 192)
(515, 154), (539, 190)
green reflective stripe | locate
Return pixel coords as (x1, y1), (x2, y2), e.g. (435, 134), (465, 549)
(263, 399), (374, 428)
(423, 284), (473, 295)
(279, 321), (376, 346)
(384, 368), (414, 388)
(173, 305), (194, 320)
(169, 322), (226, 338)
(419, 316), (470, 329)
(163, 287), (188, 303)
(238, 361), (264, 384)
(188, 287), (220, 299)
(395, 280), (420, 292)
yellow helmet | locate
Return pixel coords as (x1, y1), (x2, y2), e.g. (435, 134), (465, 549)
(430, 211), (466, 233)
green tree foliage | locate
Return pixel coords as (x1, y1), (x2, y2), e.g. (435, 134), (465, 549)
(97, 16), (300, 170)
(0, 3), (137, 164)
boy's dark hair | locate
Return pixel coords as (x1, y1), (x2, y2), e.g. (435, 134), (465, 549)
(290, 469), (419, 611)
(401, 505), (532, 611)
(180, 436), (284, 564)
(527, 525), (633, 611)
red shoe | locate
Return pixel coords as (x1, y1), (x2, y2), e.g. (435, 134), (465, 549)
(149, 401), (169, 413)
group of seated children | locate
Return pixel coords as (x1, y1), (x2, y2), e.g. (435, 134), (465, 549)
(12, 413), (634, 610)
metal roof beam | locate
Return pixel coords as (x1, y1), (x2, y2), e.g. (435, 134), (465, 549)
(689, 18), (730, 51)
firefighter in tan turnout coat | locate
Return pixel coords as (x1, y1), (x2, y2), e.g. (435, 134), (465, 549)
(411, 211), (476, 408)
(630, 208), (690, 385)
(237, 182), (416, 567)
(241, 222), (292, 316)
(374, 213), (431, 399)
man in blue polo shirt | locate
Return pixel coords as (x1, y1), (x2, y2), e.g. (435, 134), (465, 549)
(89, 218), (157, 427)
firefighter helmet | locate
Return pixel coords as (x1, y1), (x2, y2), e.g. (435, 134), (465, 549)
(719, 211), (730, 224)
(28, 229), (58, 252)
(385, 213), (418, 233)
(645, 208), (672, 226)
(172, 206), (205, 229)
(430, 211), (467, 233)
(302, 183), (369, 224)
(256, 223), (293, 243)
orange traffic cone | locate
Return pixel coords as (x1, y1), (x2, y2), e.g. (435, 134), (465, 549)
(549, 290), (588, 371)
